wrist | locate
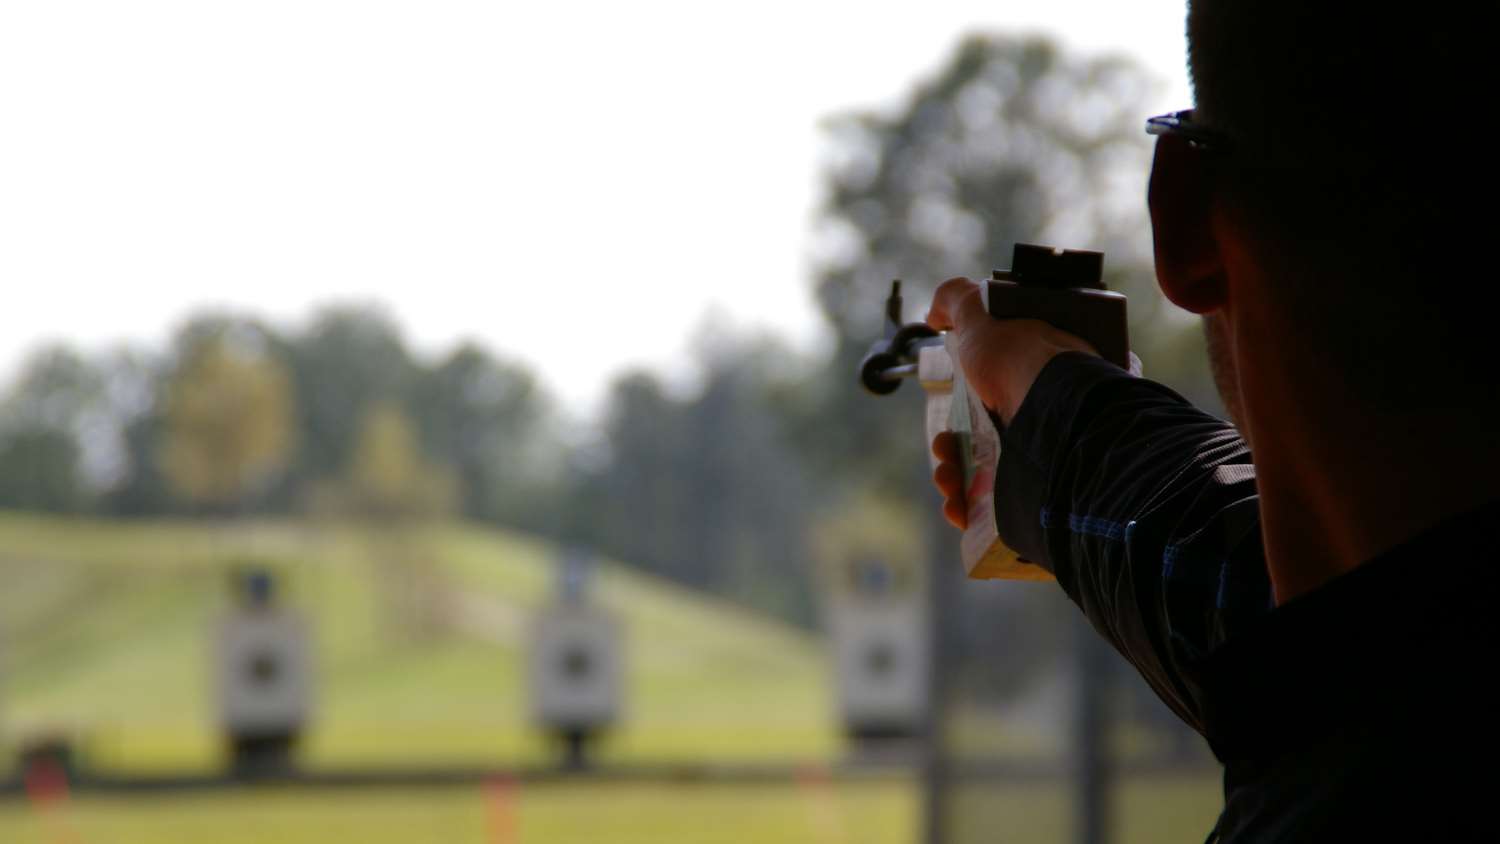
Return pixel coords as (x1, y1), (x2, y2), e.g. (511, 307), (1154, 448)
(994, 331), (1098, 425)
(995, 345), (1070, 425)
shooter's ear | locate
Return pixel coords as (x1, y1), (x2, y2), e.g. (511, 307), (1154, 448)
(1148, 135), (1230, 314)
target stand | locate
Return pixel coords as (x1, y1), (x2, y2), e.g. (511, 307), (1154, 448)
(527, 548), (621, 770)
(826, 555), (929, 750)
(215, 569), (312, 778)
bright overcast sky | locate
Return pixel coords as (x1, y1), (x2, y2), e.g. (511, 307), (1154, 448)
(0, 1), (1191, 413)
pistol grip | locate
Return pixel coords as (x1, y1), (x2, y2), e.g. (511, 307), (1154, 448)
(918, 344), (1054, 582)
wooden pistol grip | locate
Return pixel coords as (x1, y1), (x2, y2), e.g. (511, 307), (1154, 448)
(985, 283), (1130, 370)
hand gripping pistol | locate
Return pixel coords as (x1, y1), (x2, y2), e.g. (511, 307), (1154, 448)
(857, 243), (1131, 581)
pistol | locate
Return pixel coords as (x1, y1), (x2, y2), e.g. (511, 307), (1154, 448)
(858, 243), (1130, 581)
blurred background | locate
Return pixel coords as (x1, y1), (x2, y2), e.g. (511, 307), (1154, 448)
(0, 1), (1226, 842)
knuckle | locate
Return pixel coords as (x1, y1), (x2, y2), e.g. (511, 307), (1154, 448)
(935, 277), (976, 299)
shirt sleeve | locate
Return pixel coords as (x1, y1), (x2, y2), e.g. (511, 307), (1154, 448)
(993, 352), (1269, 735)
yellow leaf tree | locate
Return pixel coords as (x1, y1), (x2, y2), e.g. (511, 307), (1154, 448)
(345, 400), (457, 521)
(161, 336), (294, 513)
(341, 400), (458, 641)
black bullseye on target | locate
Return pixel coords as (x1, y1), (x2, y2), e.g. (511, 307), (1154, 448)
(246, 652), (280, 687)
(864, 641), (897, 679)
(561, 647), (593, 681)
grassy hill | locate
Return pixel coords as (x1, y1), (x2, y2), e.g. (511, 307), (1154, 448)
(0, 512), (1227, 844)
(0, 512), (838, 773)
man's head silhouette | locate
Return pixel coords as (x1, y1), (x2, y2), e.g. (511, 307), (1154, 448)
(1149, 2), (1491, 427)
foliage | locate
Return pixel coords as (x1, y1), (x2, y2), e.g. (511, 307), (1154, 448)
(0, 345), (115, 510)
(0, 305), (557, 531)
(160, 331), (295, 512)
(0, 426), (85, 512)
(813, 35), (1160, 341)
(302, 400), (463, 640)
(410, 343), (559, 530)
(570, 332), (818, 622)
(320, 401), (458, 521)
(285, 306), (417, 487)
(0, 346), (108, 432)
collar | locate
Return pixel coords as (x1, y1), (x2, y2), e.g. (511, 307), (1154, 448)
(1195, 499), (1500, 762)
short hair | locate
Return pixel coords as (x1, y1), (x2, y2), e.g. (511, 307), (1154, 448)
(1186, 2), (1494, 402)
(1186, 3), (1473, 168)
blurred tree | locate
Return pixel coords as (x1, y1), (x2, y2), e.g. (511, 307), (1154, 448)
(0, 346), (107, 432)
(575, 332), (818, 622)
(92, 350), (164, 484)
(340, 400), (457, 521)
(410, 344), (559, 530)
(285, 305), (417, 489)
(0, 345), (112, 511)
(575, 371), (682, 566)
(160, 330), (295, 514)
(805, 33), (1217, 497)
(0, 428), (85, 512)
(308, 400), (458, 642)
(94, 349), (178, 515)
(0, 307), (564, 526)
(814, 36), (1158, 338)
(104, 409), (175, 515)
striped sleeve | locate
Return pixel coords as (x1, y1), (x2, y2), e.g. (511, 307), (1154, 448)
(994, 352), (1270, 735)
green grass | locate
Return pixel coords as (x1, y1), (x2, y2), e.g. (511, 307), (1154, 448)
(0, 782), (911, 844)
(0, 777), (1226, 844)
(0, 512), (1225, 843)
(0, 513), (835, 772)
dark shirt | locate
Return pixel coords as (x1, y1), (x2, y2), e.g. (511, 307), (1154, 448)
(994, 352), (1498, 842)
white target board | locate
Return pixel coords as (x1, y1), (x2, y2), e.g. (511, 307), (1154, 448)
(830, 603), (929, 730)
(528, 607), (621, 730)
(216, 611), (312, 736)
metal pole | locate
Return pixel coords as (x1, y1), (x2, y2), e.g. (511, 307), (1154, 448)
(562, 729), (588, 772)
(1072, 622), (1113, 844)
(921, 504), (959, 844)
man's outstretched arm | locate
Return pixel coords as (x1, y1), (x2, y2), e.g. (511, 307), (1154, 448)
(928, 278), (1266, 738)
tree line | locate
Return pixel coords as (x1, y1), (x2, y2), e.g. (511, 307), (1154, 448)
(0, 35), (1219, 636)
(0, 307), (551, 524)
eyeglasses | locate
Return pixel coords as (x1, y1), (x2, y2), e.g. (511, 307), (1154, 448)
(1144, 110), (1232, 153)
